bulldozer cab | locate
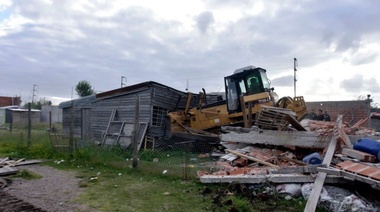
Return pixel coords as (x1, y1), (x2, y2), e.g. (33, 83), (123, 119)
(224, 66), (272, 114)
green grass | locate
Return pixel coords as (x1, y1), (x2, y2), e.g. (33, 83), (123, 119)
(0, 124), (329, 211)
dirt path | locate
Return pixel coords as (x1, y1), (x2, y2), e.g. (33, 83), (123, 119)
(1, 164), (90, 212)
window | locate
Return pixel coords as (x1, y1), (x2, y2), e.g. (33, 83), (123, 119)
(152, 106), (168, 126)
(225, 78), (239, 111)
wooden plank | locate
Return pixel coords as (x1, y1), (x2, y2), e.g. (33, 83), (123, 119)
(199, 173), (344, 184)
(0, 157), (9, 164)
(304, 115), (342, 212)
(284, 115), (307, 131)
(0, 166), (19, 176)
(226, 149), (280, 169)
(278, 156), (307, 165)
(15, 159), (43, 166)
(342, 148), (376, 162)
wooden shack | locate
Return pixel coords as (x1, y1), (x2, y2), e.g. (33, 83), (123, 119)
(59, 81), (220, 149)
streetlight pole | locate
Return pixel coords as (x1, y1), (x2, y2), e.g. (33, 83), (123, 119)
(294, 58), (297, 97)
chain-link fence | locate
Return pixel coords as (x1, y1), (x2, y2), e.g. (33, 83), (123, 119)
(55, 98), (219, 180)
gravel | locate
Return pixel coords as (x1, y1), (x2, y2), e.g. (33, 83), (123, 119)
(1, 164), (91, 212)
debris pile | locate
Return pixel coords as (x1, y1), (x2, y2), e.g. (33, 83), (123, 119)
(0, 158), (42, 176)
(197, 115), (380, 211)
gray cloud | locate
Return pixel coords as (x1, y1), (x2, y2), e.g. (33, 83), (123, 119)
(1, 0), (380, 104)
(349, 53), (379, 66)
(340, 75), (364, 93)
(271, 75), (293, 87)
(195, 11), (214, 34)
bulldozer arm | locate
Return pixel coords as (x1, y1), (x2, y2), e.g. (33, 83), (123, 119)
(275, 96), (307, 120)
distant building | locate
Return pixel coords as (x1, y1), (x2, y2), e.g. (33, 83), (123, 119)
(0, 96), (21, 107)
(40, 105), (62, 123)
(0, 106), (41, 125)
(306, 100), (371, 127)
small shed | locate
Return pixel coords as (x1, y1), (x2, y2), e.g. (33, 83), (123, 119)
(0, 106), (41, 125)
(59, 81), (220, 147)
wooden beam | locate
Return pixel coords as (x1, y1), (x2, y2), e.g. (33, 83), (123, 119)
(225, 149), (280, 169)
(342, 148), (376, 162)
(0, 166), (19, 176)
(304, 115), (342, 212)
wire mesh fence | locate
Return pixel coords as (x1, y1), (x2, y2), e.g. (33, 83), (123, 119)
(57, 99), (218, 180)
(1, 100), (220, 180)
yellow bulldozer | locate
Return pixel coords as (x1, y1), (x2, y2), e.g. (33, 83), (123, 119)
(168, 65), (307, 134)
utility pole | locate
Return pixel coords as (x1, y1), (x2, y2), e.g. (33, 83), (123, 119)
(121, 76), (126, 88)
(293, 58), (297, 97)
(32, 84), (38, 104)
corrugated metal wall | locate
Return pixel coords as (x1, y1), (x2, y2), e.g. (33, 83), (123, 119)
(61, 82), (223, 143)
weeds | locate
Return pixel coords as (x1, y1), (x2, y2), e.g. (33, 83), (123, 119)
(0, 123), (329, 211)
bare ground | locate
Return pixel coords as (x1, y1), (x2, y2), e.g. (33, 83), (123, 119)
(1, 164), (90, 212)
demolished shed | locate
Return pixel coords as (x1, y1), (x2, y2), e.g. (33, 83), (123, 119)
(59, 81), (220, 148)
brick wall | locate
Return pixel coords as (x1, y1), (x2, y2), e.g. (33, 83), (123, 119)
(306, 100), (371, 126)
(0, 96), (21, 107)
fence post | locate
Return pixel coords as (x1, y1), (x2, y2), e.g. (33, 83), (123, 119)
(9, 112), (13, 132)
(27, 102), (32, 148)
(69, 100), (74, 158)
(132, 95), (140, 168)
(49, 110), (52, 132)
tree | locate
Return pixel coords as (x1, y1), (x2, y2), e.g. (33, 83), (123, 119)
(24, 97), (52, 110)
(356, 95), (377, 109)
(75, 80), (95, 97)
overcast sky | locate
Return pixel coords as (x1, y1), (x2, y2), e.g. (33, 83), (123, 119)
(1, 0), (379, 107)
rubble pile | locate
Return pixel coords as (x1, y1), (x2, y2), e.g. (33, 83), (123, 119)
(197, 115), (380, 211)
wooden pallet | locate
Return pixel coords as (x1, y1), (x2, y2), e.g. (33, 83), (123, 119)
(255, 106), (296, 130)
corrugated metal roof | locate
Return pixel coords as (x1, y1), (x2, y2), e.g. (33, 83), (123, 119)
(0, 106), (40, 112)
(59, 81), (189, 108)
(58, 94), (96, 109)
(95, 81), (186, 99)
(8, 108), (41, 112)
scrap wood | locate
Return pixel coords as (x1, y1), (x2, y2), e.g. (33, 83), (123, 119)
(304, 115), (342, 212)
(342, 148), (376, 162)
(0, 158), (42, 168)
(254, 106), (296, 130)
(337, 126), (352, 148)
(351, 117), (370, 129)
(3, 158), (25, 167)
(284, 115), (307, 131)
(277, 156), (307, 166)
(0, 157), (9, 164)
(0, 166), (19, 176)
(225, 149), (280, 169)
